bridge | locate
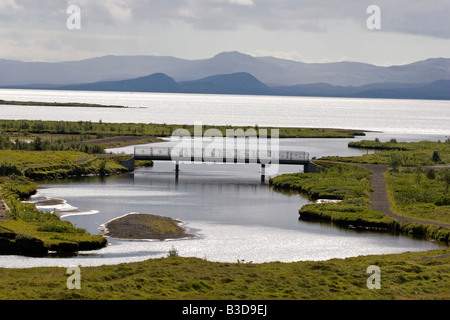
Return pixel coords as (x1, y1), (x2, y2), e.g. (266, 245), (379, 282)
(132, 145), (317, 181)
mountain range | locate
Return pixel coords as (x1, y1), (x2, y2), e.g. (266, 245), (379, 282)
(1, 51), (449, 99)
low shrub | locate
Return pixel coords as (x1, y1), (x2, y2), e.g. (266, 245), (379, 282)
(0, 163), (23, 176)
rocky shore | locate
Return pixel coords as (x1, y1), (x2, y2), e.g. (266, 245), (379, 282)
(0, 199), (9, 221)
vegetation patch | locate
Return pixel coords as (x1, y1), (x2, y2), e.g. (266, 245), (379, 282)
(270, 158), (450, 241)
(0, 175), (107, 255)
(298, 203), (397, 230)
(0, 99), (128, 108)
(270, 161), (373, 201)
(385, 167), (450, 225)
(103, 213), (195, 241)
(0, 150), (129, 179)
(269, 162), (396, 230)
(324, 139), (450, 166)
(0, 119), (365, 139)
(0, 249), (448, 299)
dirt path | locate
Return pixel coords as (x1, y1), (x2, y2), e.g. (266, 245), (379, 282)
(363, 164), (450, 229)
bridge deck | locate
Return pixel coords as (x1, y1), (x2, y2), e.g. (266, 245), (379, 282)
(134, 146), (309, 165)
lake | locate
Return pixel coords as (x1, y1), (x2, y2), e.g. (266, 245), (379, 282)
(0, 89), (449, 135)
(0, 89), (448, 267)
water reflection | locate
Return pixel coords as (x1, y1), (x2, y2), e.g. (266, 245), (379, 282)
(1, 135), (445, 267)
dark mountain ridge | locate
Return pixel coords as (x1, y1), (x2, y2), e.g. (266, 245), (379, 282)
(1, 51), (449, 87)
(17, 71), (450, 100)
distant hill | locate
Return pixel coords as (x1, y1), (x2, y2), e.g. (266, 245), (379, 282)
(57, 72), (272, 95)
(179, 72), (271, 95)
(1, 51), (450, 87)
(12, 72), (450, 100)
(352, 79), (450, 100)
(272, 80), (450, 100)
(59, 73), (183, 93)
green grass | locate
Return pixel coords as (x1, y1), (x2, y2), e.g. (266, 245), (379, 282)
(269, 161), (373, 201)
(0, 150), (93, 168)
(324, 140), (450, 166)
(0, 175), (107, 253)
(0, 99), (128, 108)
(0, 175), (36, 199)
(0, 248), (448, 300)
(298, 203), (397, 230)
(269, 162), (397, 230)
(0, 119), (365, 138)
(270, 160), (450, 240)
(0, 150), (129, 179)
(385, 168), (450, 225)
(0, 219), (106, 252)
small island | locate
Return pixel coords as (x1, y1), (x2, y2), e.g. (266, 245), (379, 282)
(0, 99), (128, 108)
(103, 213), (195, 241)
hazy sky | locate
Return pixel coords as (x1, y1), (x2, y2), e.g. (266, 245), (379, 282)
(1, 0), (449, 65)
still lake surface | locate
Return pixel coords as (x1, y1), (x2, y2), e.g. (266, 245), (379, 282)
(0, 89), (448, 267)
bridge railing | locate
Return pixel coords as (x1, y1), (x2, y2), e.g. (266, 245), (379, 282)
(135, 147), (309, 162)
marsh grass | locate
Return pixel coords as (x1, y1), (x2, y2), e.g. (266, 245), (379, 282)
(0, 248), (448, 300)
(0, 119), (365, 138)
(325, 140), (450, 166)
(269, 162), (397, 230)
(0, 150), (128, 179)
(269, 161), (373, 201)
(0, 175), (106, 253)
(385, 168), (450, 225)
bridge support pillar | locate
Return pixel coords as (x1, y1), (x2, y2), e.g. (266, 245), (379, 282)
(304, 161), (317, 173)
(175, 161), (179, 180)
(261, 163), (265, 183)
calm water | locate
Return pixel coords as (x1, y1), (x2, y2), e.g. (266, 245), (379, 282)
(0, 89), (448, 267)
(0, 89), (449, 135)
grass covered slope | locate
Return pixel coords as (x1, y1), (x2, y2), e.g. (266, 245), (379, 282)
(385, 167), (450, 225)
(0, 119), (365, 138)
(0, 99), (128, 108)
(269, 159), (450, 241)
(0, 249), (448, 300)
(0, 150), (129, 179)
(325, 139), (450, 165)
(0, 175), (106, 254)
(270, 161), (397, 230)
(270, 161), (373, 200)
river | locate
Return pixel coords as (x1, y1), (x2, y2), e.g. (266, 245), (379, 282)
(0, 89), (448, 267)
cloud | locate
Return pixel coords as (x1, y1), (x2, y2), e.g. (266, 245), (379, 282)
(2, 0), (449, 38)
(0, 0), (448, 63)
(228, 0), (254, 6)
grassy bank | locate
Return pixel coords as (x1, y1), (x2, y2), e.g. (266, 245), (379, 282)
(0, 119), (366, 138)
(0, 149), (127, 254)
(0, 248), (448, 299)
(298, 139), (450, 241)
(324, 139), (450, 165)
(385, 167), (450, 231)
(270, 161), (373, 201)
(0, 150), (129, 179)
(269, 161), (397, 230)
(269, 160), (450, 241)
(0, 175), (106, 254)
(271, 162), (398, 230)
(0, 99), (128, 108)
